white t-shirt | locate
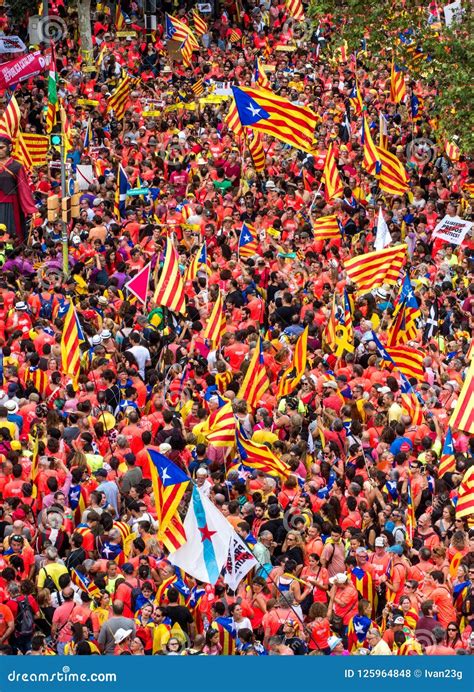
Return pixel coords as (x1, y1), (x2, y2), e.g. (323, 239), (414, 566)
(128, 345), (151, 378)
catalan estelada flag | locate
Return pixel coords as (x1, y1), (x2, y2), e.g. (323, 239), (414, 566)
(322, 142), (344, 201)
(277, 326), (308, 398)
(107, 75), (132, 120)
(203, 290), (226, 347)
(115, 2), (125, 30)
(438, 428), (456, 478)
(237, 337), (269, 409)
(61, 302), (81, 384)
(390, 61), (406, 104)
(71, 569), (101, 599)
(361, 116), (380, 174)
(351, 567), (374, 611)
(384, 344), (424, 381)
(238, 222), (259, 258)
(165, 13), (199, 48)
(237, 427), (290, 479)
(375, 146), (409, 195)
(231, 85), (317, 154)
(312, 214), (342, 241)
(184, 242), (208, 283)
(387, 274), (420, 347)
(147, 449), (189, 553)
(154, 236), (187, 315)
(285, 0), (304, 21)
(192, 8), (208, 36)
(246, 129), (265, 172)
(349, 82), (363, 115)
(344, 244), (407, 293)
(254, 56), (270, 89)
(449, 359), (474, 435)
(455, 465), (474, 522)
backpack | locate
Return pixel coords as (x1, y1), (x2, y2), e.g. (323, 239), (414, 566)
(42, 567), (58, 593)
(122, 581), (142, 614)
(38, 293), (54, 320)
(15, 597), (35, 636)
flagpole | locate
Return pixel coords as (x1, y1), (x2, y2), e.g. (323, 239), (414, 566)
(60, 111), (68, 277)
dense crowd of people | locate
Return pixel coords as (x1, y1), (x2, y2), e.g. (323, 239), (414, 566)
(0, 0), (472, 657)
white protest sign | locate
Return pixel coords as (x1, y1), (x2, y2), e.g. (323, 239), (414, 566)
(444, 0), (463, 26)
(76, 164), (95, 190)
(432, 215), (472, 245)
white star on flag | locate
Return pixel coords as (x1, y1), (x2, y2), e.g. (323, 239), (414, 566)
(160, 466), (171, 484)
(246, 103), (261, 118)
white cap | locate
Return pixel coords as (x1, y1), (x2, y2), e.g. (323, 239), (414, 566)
(379, 386), (391, 394)
(159, 443), (172, 455)
(100, 329), (112, 340)
(5, 400), (18, 413)
(329, 572), (348, 585)
(322, 381), (338, 390)
(15, 301), (27, 311)
(327, 635), (342, 651)
(374, 537), (385, 547)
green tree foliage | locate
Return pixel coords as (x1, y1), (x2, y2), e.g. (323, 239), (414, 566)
(309, 0), (473, 152)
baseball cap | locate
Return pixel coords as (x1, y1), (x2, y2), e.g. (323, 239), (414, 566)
(374, 537), (385, 547)
(393, 616), (405, 625)
(379, 386), (391, 394)
(387, 545), (403, 555)
(327, 636), (342, 652)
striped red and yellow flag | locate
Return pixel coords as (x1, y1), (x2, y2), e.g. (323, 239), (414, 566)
(285, 0), (304, 20)
(16, 132), (49, 167)
(254, 56), (270, 90)
(24, 367), (48, 395)
(277, 326), (308, 398)
(0, 95), (20, 140)
(206, 402), (236, 447)
(323, 294), (338, 351)
(191, 78), (205, 97)
(237, 337), (269, 409)
(344, 244), (407, 293)
(225, 98), (244, 137)
(401, 390), (423, 426)
(375, 146), (409, 196)
(322, 142), (344, 201)
(237, 429), (291, 479)
(166, 13), (199, 48)
(232, 85), (317, 154)
(180, 36), (194, 67)
(61, 302), (81, 384)
(13, 132), (33, 169)
(438, 428), (456, 478)
(192, 9), (208, 37)
(390, 61), (406, 104)
(361, 116), (380, 174)
(148, 449), (189, 553)
(445, 140), (460, 162)
(184, 242), (207, 284)
(107, 75), (132, 120)
(154, 236), (187, 315)
(203, 290), (226, 346)
(385, 344), (424, 381)
(455, 465), (474, 521)
(312, 214), (341, 241)
(246, 129), (265, 173)
(449, 359), (474, 435)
